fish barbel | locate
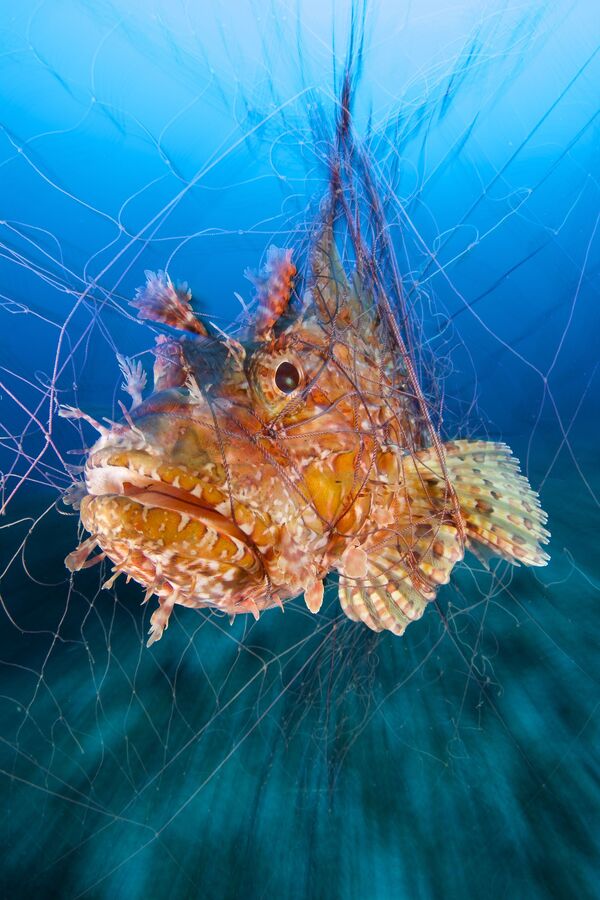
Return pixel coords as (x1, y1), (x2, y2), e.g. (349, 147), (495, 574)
(62, 150), (549, 647)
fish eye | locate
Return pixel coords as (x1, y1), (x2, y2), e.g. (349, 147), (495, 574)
(274, 360), (301, 394)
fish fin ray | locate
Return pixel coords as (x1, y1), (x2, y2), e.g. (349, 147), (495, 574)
(414, 440), (550, 568)
(338, 522), (462, 635)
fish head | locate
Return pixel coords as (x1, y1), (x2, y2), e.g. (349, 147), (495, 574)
(77, 342), (282, 620)
(69, 227), (412, 630)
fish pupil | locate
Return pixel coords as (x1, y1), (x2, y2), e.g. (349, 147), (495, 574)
(275, 361), (300, 393)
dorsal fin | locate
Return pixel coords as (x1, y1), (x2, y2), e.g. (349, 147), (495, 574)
(306, 221), (349, 322)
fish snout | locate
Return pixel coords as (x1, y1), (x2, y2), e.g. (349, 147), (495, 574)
(70, 422), (270, 614)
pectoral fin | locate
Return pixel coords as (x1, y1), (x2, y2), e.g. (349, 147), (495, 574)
(337, 439), (549, 636)
(338, 523), (462, 635)
(415, 440), (550, 568)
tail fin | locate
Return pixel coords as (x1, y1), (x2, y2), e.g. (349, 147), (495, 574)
(414, 440), (550, 568)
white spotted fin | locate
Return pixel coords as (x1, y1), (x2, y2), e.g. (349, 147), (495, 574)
(338, 439), (550, 636)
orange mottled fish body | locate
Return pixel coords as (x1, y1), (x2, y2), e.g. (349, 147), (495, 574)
(64, 220), (549, 646)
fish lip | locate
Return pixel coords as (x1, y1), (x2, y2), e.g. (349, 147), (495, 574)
(122, 483), (251, 545)
(84, 454), (253, 548)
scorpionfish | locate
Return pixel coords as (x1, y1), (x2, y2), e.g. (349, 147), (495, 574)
(63, 217), (550, 647)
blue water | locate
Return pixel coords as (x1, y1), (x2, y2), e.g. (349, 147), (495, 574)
(0, 2), (598, 898)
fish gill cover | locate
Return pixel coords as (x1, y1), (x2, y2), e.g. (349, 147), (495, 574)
(0, 2), (598, 899)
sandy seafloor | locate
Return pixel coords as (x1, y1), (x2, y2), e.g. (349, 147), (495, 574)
(0, 2), (598, 898)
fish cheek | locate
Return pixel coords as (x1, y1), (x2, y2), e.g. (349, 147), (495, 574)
(302, 450), (364, 531)
(304, 462), (344, 524)
(171, 428), (213, 469)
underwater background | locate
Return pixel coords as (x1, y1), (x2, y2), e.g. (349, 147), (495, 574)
(0, 1), (598, 898)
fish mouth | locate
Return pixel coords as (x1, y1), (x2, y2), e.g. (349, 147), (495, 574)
(69, 446), (268, 613)
(84, 449), (248, 543)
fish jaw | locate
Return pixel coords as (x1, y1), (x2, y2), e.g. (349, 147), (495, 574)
(68, 418), (281, 625)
